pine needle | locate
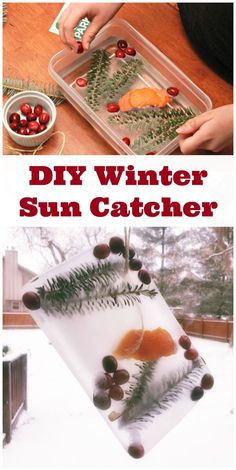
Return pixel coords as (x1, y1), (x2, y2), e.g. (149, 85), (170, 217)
(85, 49), (110, 110)
(103, 59), (143, 103)
(3, 77), (65, 105)
(3, 3), (7, 23)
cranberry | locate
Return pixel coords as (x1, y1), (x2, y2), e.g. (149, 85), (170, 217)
(184, 348), (199, 361)
(201, 373), (214, 390)
(39, 112), (50, 124)
(117, 39), (128, 50)
(27, 112), (37, 122)
(167, 86), (179, 97)
(28, 121), (40, 132)
(122, 247), (135, 259)
(191, 386), (204, 401)
(93, 244), (110, 259)
(128, 444), (145, 459)
(9, 122), (19, 132)
(179, 335), (191, 350)
(95, 373), (113, 390)
(107, 103), (120, 113)
(38, 124), (47, 133)
(34, 104), (43, 116)
(115, 49), (126, 58)
(93, 391), (111, 410)
(17, 127), (28, 135)
(20, 103), (32, 115)
(25, 128), (30, 135)
(109, 385), (124, 400)
(138, 269), (151, 285)
(9, 112), (20, 124)
(77, 41), (84, 53)
(125, 47), (136, 56)
(19, 119), (28, 128)
(76, 77), (87, 87)
(113, 369), (130, 385)
(22, 291), (40, 310)
(129, 258), (142, 271)
(146, 151), (156, 155)
(102, 355), (118, 373)
(122, 137), (130, 146)
(109, 237), (124, 254)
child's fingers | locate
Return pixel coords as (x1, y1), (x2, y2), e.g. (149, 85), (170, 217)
(82, 18), (105, 50)
(59, 10), (83, 51)
(178, 131), (209, 154)
(58, 10), (69, 44)
(176, 113), (211, 135)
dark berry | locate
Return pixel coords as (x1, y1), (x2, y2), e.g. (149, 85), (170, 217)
(34, 104), (43, 116)
(17, 128), (28, 135)
(138, 269), (151, 284)
(179, 335), (191, 350)
(93, 244), (110, 259)
(122, 247), (135, 259)
(109, 385), (124, 400)
(129, 258), (142, 271)
(39, 112), (50, 124)
(191, 386), (204, 401)
(102, 355), (118, 373)
(9, 122), (19, 131)
(125, 47), (136, 56)
(95, 373), (113, 390)
(22, 292), (40, 310)
(184, 348), (199, 361)
(113, 369), (130, 385)
(38, 124), (47, 133)
(107, 103), (120, 113)
(146, 151), (156, 155)
(27, 112), (37, 122)
(20, 103), (32, 115)
(19, 119), (28, 128)
(128, 444), (145, 459)
(117, 39), (128, 50)
(9, 112), (20, 123)
(109, 236), (125, 254)
(122, 137), (130, 146)
(116, 49), (126, 58)
(167, 86), (179, 97)
(28, 121), (40, 132)
(201, 373), (214, 390)
(77, 41), (84, 53)
(93, 391), (111, 410)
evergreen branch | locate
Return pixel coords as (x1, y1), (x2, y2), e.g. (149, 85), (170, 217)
(131, 109), (196, 154)
(3, 3), (7, 23)
(85, 49), (110, 110)
(3, 77), (65, 105)
(103, 59), (143, 103)
(121, 359), (205, 426)
(108, 107), (195, 133)
(40, 281), (158, 316)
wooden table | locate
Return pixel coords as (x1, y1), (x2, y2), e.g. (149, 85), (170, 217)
(3, 2), (233, 155)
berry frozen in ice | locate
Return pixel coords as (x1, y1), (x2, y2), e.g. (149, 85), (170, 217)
(109, 385), (124, 400)
(129, 258), (142, 271)
(22, 291), (40, 310)
(179, 335), (191, 350)
(113, 369), (130, 385)
(191, 386), (204, 401)
(93, 244), (110, 259)
(138, 269), (151, 284)
(93, 391), (111, 410)
(102, 355), (118, 373)
(201, 373), (214, 390)
(109, 236), (125, 254)
(184, 348), (199, 361)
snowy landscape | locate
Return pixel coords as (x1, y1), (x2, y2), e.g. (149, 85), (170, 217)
(2, 329), (234, 468)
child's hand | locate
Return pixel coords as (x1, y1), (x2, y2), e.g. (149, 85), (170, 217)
(58, 3), (123, 52)
(176, 105), (233, 154)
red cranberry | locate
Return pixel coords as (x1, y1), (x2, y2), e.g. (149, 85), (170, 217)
(77, 41), (84, 53)
(38, 124), (47, 133)
(27, 112), (37, 121)
(28, 121), (40, 132)
(39, 112), (50, 124)
(179, 335), (191, 350)
(117, 39), (128, 50)
(93, 244), (110, 259)
(191, 386), (204, 401)
(167, 86), (179, 97)
(34, 104), (43, 116)
(19, 119), (28, 128)
(201, 373), (214, 390)
(17, 127), (28, 135)
(107, 103), (120, 113)
(128, 444), (145, 459)
(25, 128), (30, 135)
(138, 269), (151, 285)
(146, 151), (156, 155)
(129, 258), (142, 271)
(22, 291), (40, 310)
(9, 112), (20, 124)
(9, 122), (19, 132)
(76, 77), (87, 87)
(125, 47), (136, 56)
(20, 103), (32, 115)
(116, 49), (126, 58)
(184, 348), (199, 361)
(109, 236), (124, 254)
(122, 137), (130, 146)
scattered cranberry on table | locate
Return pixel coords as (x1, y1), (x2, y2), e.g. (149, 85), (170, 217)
(116, 49), (126, 58)
(122, 137), (130, 146)
(167, 86), (179, 97)
(117, 39), (128, 50)
(107, 103), (120, 113)
(76, 77), (87, 87)
(125, 47), (136, 56)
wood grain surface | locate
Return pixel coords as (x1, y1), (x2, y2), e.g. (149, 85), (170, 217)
(3, 2), (233, 155)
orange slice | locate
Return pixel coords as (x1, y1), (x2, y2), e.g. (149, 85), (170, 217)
(114, 327), (176, 361)
(119, 88), (170, 112)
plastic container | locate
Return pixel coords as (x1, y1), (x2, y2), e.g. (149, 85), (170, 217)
(3, 91), (56, 148)
(49, 19), (212, 155)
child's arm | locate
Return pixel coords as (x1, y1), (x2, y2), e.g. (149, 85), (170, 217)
(58, 3), (123, 52)
(176, 105), (233, 154)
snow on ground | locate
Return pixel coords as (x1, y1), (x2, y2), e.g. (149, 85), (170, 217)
(2, 329), (234, 468)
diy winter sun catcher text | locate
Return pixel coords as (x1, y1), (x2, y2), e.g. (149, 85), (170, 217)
(19, 165), (218, 218)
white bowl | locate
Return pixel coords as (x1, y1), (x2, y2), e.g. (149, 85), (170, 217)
(3, 91), (57, 148)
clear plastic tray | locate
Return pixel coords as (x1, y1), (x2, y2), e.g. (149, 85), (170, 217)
(49, 19), (212, 155)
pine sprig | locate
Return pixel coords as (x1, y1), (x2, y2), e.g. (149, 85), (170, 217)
(39, 281), (158, 316)
(3, 3), (7, 23)
(121, 359), (205, 426)
(85, 49), (110, 110)
(108, 107), (195, 133)
(103, 59), (143, 103)
(131, 109), (195, 154)
(3, 77), (65, 105)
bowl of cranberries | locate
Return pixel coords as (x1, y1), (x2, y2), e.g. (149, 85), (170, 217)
(3, 91), (57, 148)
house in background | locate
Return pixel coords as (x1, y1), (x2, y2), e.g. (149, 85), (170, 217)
(3, 248), (38, 328)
